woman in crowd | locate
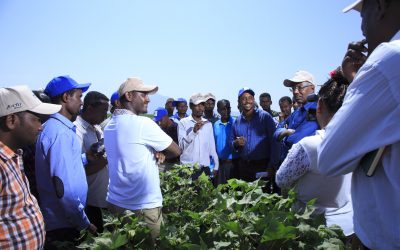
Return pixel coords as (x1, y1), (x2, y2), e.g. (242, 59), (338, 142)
(275, 69), (354, 237)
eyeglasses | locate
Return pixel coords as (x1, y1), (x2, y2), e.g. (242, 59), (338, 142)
(290, 84), (313, 92)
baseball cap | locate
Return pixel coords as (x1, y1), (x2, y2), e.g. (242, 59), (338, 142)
(238, 87), (255, 98)
(204, 93), (216, 101)
(110, 91), (119, 104)
(153, 107), (168, 122)
(343, 0), (363, 13)
(0, 85), (61, 117)
(44, 75), (91, 98)
(190, 93), (207, 105)
(118, 77), (158, 97)
(172, 98), (187, 107)
(165, 97), (174, 104)
(283, 70), (315, 87)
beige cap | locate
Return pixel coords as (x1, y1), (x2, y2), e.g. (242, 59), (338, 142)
(118, 77), (158, 97)
(283, 70), (315, 87)
(190, 93), (207, 105)
(343, 0), (363, 13)
(204, 93), (216, 101)
(0, 85), (61, 117)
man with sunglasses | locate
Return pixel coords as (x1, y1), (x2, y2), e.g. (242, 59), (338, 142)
(274, 71), (319, 163)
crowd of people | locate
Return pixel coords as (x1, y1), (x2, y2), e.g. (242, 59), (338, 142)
(0, 0), (399, 249)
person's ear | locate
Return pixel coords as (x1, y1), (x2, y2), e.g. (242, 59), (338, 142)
(375, 0), (388, 20)
(61, 92), (70, 103)
(124, 91), (134, 102)
(316, 99), (323, 114)
(4, 114), (19, 130)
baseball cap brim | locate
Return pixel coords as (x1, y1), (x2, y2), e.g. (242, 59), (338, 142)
(343, 0), (363, 13)
(29, 102), (61, 115)
(77, 83), (91, 93)
(283, 80), (299, 87)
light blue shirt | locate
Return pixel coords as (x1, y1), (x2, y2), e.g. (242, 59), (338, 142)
(213, 117), (236, 160)
(318, 31), (400, 249)
(35, 113), (90, 231)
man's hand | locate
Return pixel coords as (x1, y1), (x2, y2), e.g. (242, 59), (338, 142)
(277, 129), (295, 141)
(234, 136), (246, 147)
(87, 223), (97, 235)
(193, 121), (206, 133)
(342, 39), (368, 83)
(85, 150), (108, 176)
(212, 169), (218, 178)
(155, 152), (166, 164)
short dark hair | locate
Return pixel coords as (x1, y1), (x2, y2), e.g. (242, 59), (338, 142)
(82, 91), (109, 113)
(217, 99), (230, 109)
(279, 96), (292, 105)
(50, 89), (79, 104)
(259, 92), (271, 101)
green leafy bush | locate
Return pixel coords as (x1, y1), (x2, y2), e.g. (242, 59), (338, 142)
(77, 164), (347, 249)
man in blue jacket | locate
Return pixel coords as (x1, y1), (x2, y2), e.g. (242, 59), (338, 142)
(274, 71), (319, 163)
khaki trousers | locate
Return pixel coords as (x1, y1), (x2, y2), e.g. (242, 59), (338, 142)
(107, 202), (163, 240)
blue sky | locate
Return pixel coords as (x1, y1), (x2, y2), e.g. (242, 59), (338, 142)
(0, 0), (362, 112)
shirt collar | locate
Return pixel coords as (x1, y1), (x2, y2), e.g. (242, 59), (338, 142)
(302, 101), (317, 111)
(0, 140), (17, 162)
(189, 115), (207, 123)
(49, 113), (76, 130)
(76, 115), (91, 130)
(390, 30), (400, 42)
(113, 108), (136, 116)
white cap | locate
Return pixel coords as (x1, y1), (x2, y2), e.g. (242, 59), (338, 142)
(189, 93), (207, 105)
(343, 0), (363, 13)
(204, 93), (216, 101)
(118, 77), (158, 97)
(0, 85), (61, 117)
(283, 70), (315, 87)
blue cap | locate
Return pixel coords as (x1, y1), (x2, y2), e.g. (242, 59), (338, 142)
(110, 91), (119, 104)
(238, 87), (255, 97)
(172, 98), (187, 107)
(153, 107), (168, 122)
(44, 75), (91, 98)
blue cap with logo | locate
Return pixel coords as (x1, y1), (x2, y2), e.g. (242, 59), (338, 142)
(153, 107), (168, 122)
(238, 87), (255, 97)
(110, 91), (119, 104)
(172, 98), (187, 107)
(44, 75), (91, 98)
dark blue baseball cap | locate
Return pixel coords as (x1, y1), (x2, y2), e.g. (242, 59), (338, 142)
(110, 91), (119, 104)
(153, 107), (168, 122)
(172, 98), (187, 107)
(238, 87), (255, 98)
(44, 75), (91, 98)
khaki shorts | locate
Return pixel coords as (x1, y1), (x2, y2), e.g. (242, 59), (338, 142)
(107, 202), (163, 240)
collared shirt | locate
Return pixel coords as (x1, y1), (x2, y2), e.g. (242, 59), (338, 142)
(231, 109), (280, 167)
(0, 141), (45, 249)
(35, 113), (90, 231)
(170, 112), (188, 123)
(318, 31), (400, 249)
(178, 115), (219, 170)
(274, 102), (319, 160)
(213, 117), (236, 160)
(104, 109), (172, 210)
(74, 115), (109, 208)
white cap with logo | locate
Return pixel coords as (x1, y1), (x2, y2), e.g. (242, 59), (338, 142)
(0, 85), (61, 117)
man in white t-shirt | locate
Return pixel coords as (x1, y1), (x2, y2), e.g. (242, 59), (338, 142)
(104, 77), (181, 239)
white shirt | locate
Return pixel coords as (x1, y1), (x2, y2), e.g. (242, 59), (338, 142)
(104, 110), (172, 210)
(318, 31), (400, 249)
(74, 115), (109, 208)
(276, 130), (353, 236)
(178, 115), (219, 170)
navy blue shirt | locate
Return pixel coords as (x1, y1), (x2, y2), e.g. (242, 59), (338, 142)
(231, 109), (280, 167)
(274, 102), (319, 161)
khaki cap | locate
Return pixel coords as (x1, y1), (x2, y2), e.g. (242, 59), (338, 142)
(0, 85), (61, 117)
(190, 93), (207, 105)
(283, 70), (315, 87)
(118, 77), (158, 97)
